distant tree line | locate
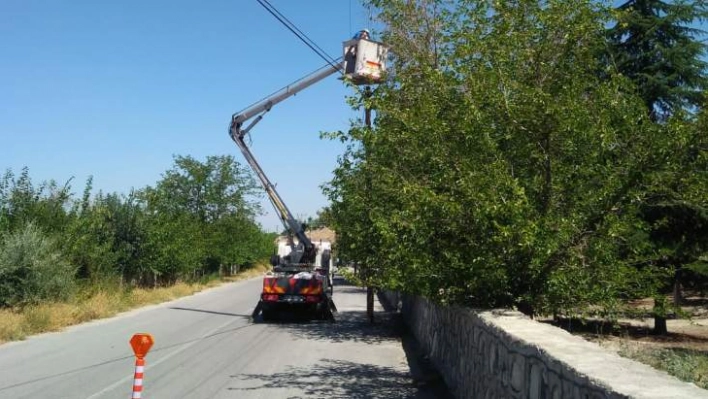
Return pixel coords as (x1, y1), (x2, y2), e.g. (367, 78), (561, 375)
(326, 0), (708, 333)
(0, 155), (275, 307)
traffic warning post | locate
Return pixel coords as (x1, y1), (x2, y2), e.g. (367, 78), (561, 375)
(129, 333), (154, 399)
(130, 333), (154, 358)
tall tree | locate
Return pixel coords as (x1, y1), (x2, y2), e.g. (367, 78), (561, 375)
(304, 207), (334, 230)
(639, 110), (708, 333)
(0, 167), (73, 235)
(142, 155), (260, 223)
(608, 0), (708, 120)
(327, 0), (678, 320)
(608, 0), (708, 333)
(139, 155), (267, 282)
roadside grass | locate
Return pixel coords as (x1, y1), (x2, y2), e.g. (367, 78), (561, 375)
(0, 263), (269, 345)
(549, 312), (708, 390)
(617, 342), (708, 389)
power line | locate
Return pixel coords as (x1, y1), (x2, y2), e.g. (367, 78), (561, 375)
(257, 0), (336, 63)
(255, 0), (341, 72)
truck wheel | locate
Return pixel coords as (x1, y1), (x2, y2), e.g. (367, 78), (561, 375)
(261, 309), (275, 321)
(323, 307), (335, 323)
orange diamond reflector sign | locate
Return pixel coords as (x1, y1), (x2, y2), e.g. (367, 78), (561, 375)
(129, 333), (154, 359)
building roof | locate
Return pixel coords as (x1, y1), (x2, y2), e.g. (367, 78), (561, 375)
(275, 226), (336, 244)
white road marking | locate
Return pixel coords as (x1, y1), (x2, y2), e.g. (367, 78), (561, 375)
(85, 317), (246, 399)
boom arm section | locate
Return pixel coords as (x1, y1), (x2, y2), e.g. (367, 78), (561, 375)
(228, 61), (342, 264)
(231, 133), (309, 255)
(230, 62), (342, 133)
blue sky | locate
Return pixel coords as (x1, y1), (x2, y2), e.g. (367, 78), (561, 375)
(1, 0), (373, 231)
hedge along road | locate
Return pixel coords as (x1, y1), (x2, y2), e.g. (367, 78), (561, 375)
(0, 275), (440, 398)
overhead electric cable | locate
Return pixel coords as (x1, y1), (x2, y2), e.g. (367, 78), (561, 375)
(349, 0), (352, 39)
(259, 0), (335, 62)
(255, 0), (341, 72)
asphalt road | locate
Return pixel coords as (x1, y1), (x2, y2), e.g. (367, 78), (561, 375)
(0, 275), (445, 399)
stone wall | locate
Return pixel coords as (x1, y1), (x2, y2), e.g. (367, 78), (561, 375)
(381, 291), (708, 399)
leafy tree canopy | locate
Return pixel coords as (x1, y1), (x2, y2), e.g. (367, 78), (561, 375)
(608, 0), (708, 120)
(326, 0), (706, 320)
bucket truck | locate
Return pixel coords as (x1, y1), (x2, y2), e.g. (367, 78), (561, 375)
(229, 36), (387, 321)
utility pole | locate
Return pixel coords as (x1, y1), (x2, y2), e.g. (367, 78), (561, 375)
(364, 86), (375, 324)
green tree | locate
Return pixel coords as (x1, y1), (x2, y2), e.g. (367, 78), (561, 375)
(64, 190), (150, 284)
(607, 0), (708, 332)
(143, 155), (260, 223)
(304, 208), (333, 230)
(327, 0), (675, 320)
(0, 157), (274, 294)
(140, 155), (267, 282)
(0, 167), (73, 235)
(0, 222), (76, 307)
(636, 111), (708, 333)
(608, 0), (708, 120)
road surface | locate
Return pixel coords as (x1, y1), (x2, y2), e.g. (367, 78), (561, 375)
(0, 275), (445, 398)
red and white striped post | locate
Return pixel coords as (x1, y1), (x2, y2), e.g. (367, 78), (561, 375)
(131, 357), (146, 399)
(129, 333), (154, 399)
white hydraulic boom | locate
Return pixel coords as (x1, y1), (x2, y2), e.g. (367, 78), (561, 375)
(228, 37), (388, 266)
(229, 62), (342, 264)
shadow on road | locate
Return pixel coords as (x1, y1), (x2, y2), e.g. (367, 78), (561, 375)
(399, 327), (453, 399)
(0, 321), (258, 393)
(264, 277), (402, 344)
(271, 310), (403, 345)
(169, 306), (253, 319)
(229, 358), (436, 399)
(246, 277), (453, 398)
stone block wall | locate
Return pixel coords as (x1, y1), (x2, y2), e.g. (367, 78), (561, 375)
(381, 291), (708, 399)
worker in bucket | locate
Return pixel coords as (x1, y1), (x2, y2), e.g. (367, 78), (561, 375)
(346, 29), (371, 67)
(354, 29), (370, 40)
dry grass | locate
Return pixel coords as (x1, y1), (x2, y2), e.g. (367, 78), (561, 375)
(0, 264), (269, 345)
(0, 309), (27, 343)
(552, 297), (708, 390)
(73, 291), (121, 323)
(611, 340), (708, 389)
(224, 263), (269, 281)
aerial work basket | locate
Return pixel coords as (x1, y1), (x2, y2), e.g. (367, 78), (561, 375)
(342, 38), (389, 85)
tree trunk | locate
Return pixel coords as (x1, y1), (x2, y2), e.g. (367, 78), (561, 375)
(517, 300), (535, 318)
(673, 267), (683, 307)
(654, 315), (668, 335)
(364, 89), (375, 324)
(364, 86), (373, 127)
(653, 296), (668, 335)
(367, 285), (375, 323)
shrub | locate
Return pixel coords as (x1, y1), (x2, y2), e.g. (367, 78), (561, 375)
(0, 223), (76, 307)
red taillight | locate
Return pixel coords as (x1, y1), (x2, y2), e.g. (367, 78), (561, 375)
(262, 294), (279, 302)
(305, 295), (321, 303)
